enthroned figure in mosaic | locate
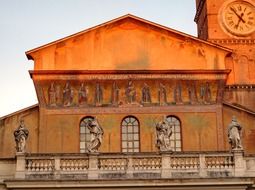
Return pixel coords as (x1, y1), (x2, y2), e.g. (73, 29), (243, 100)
(156, 117), (173, 152)
(78, 83), (88, 106)
(174, 82), (183, 104)
(188, 81), (198, 104)
(48, 82), (57, 106)
(125, 81), (136, 104)
(142, 83), (151, 104)
(111, 82), (120, 106)
(200, 82), (211, 104)
(13, 119), (29, 153)
(63, 82), (74, 107)
(86, 118), (104, 153)
(95, 83), (103, 106)
(228, 116), (243, 151)
(158, 83), (167, 106)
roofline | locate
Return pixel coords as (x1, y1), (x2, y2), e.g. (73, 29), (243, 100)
(25, 14), (232, 60)
(0, 104), (39, 120)
(223, 102), (255, 116)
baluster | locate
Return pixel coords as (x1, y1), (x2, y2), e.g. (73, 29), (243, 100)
(41, 160), (45, 171)
(27, 160), (32, 171)
(62, 160), (66, 171)
(31, 160), (36, 171)
(215, 157), (220, 169)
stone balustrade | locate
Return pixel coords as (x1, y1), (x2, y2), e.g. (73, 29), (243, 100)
(14, 151), (253, 179)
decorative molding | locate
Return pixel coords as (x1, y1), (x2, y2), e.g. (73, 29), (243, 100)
(30, 70), (231, 75)
(225, 85), (255, 90)
(30, 70), (230, 81)
(209, 39), (255, 45)
(44, 104), (222, 115)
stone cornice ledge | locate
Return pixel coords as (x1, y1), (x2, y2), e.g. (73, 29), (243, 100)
(4, 178), (254, 189)
(29, 69), (231, 75)
(29, 70), (230, 80)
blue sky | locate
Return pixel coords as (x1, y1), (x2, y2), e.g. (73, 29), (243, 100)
(0, 0), (197, 117)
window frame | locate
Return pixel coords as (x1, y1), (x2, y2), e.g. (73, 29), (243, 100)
(120, 115), (140, 153)
(165, 115), (182, 152)
(79, 116), (95, 153)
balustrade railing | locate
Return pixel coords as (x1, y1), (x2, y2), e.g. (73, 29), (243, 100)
(26, 158), (54, 172)
(98, 157), (127, 171)
(132, 156), (161, 170)
(60, 158), (89, 171)
(205, 154), (234, 169)
(169, 155), (199, 169)
(14, 151), (249, 179)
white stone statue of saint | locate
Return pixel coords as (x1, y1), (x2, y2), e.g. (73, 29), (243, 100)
(228, 116), (243, 151)
(13, 119), (29, 153)
(156, 117), (173, 152)
(86, 118), (104, 153)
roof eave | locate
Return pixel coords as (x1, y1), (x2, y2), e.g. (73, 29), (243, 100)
(25, 14), (232, 59)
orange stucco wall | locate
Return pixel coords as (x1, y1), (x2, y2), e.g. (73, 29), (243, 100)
(29, 18), (229, 71)
(223, 105), (255, 154)
(0, 106), (39, 158)
(37, 112), (220, 154)
(2, 104), (255, 158)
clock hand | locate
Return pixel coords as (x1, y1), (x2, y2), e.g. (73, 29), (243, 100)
(230, 7), (246, 23)
(235, 18), (242, 29)
(235, 13), (244, 29)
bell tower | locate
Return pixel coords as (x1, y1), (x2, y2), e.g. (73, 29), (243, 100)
(195, 0), (255, 111)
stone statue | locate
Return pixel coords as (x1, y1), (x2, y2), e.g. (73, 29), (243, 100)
(48, 82), (57, 106)
(142, 83), (151, 103)
(174, 82), (183, 104)
(13, 119), (29, 153)
(125, 81), (136, 104)
(95, 83), (103, 106)
(78, 83), (88, 106)
(158, 83), (167, 105)
(156, 117), (173, 152)
(86, 118), (104, 153)
(200, 82), (211, 104)
(228, 116), (243, 150)
(63, 82), (73, 107)
(188, 81), (198, 104)
(111, 82), (119, 106)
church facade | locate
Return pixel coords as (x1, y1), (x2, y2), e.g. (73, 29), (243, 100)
(1, 1), (255, 189)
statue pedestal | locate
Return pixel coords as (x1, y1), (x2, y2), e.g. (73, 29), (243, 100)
(15, 152), (26, 179)
(161, 152), (172, 178)
(233, 149), (246, 177)
(88, 153), (99, 179)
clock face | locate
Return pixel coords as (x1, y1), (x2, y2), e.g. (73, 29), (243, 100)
(221, 0), (255, 36)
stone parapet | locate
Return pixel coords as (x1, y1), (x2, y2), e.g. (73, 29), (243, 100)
(11, 151), (253, 180)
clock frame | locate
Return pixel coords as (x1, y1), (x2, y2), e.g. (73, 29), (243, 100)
(219, 0), (255, 37)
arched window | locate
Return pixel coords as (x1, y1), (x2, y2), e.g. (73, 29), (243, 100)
(80, 116), (94, 153)
(121, 116), (140, 153)
(166, 116), (182, 151)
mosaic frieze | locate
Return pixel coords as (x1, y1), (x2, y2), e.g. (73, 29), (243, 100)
(39, 80), (224, 108)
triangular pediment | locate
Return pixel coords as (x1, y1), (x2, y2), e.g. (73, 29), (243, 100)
(26, 14), (231, 70)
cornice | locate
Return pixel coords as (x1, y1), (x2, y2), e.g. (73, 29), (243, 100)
(225, 84), (255, 90)
(29, 70), (231, 75)
(209, 39), (255, 45)
(29, 70), (230, 81)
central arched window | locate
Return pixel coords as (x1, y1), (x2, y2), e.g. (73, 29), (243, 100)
(80, 116), (94, 153)
(121, 116), (140, 153)
(166, 116), (182, 151)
